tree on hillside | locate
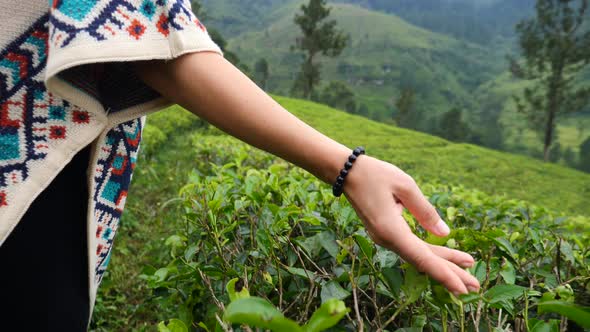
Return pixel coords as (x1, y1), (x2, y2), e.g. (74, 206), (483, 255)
(580, 137), (590, 172)
(319, 81), (357, 113)
(439, 108), (471, 142)
(510, 0), (590, 162)
(563, 147), (577, 167)
(292, 0), (348, 99)
(254, 58), (270, 91)
(394, 88), (415, 128)
(549, 142), (562, 163)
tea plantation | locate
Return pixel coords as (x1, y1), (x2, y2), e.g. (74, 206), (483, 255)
(90, 97), (589, 332)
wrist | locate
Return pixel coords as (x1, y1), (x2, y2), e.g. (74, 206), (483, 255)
(314, 143), (351, 185)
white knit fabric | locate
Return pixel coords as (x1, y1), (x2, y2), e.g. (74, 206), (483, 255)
(0, 0), (221, 316)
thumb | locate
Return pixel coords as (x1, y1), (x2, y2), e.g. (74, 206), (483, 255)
(396, 176), (450, 237)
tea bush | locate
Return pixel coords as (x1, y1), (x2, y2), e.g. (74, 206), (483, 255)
(143, 136), (589, 332)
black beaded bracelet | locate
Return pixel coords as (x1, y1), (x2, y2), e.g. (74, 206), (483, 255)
(332, 147), (365, 197)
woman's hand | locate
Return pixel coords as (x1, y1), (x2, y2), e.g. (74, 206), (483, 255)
(345, 155), (480, 296)
(135, 52), (480, 296)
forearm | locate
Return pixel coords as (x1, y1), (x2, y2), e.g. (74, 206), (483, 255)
(136, 52), (349, 183)
(136, 52), (480, 295)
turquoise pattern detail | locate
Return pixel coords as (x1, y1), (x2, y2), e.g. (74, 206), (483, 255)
(0, 59), (21, 84)
(112, 155), (125, 169)
(101, 181), (121, 202)
(102, 227), (112, 240)
(49, 106), (66, 120)
(56, 0), (99, 21)
(0, 133), (20, 160)
(140, 0), (156, 20)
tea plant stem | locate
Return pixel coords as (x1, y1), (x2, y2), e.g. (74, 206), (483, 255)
(349, 254), (364, 331)
(288, 242), (316, 321)
(524, 290), (530, 332)
(198, 268), (226, 312)
(274, 259), (284, 310)
(382, 301), (409, 329)
(215, 313), (232, 332)
(460, 302), (465, 332)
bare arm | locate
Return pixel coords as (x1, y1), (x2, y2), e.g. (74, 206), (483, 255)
(135, 52), (480, 295)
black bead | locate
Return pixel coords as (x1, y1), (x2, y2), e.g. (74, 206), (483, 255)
(344, 161), (353, 170)
(336, 176), (345, 183)
(353, 147), (365, 156)
(332, 186), (343, 197)
(348, 154), (357, 162)
(340, 169), (349, 177)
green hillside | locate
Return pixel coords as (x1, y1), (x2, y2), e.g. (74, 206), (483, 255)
(271, 96), (590, 216)
(204, 0), (589, 167)
(226, 2), (501, 120)
(138, 95), (590, 217)
(140, 97), (589, 217)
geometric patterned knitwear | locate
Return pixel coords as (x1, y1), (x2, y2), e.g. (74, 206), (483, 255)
(0, 0), (221, 315)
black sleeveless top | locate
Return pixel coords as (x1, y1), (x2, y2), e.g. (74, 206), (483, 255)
(0, 145), (91, 330)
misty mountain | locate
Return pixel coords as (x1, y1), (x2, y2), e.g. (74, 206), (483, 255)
(334, 0), (536, 44)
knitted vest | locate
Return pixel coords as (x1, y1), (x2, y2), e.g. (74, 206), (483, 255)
(0, 0), (221, 312)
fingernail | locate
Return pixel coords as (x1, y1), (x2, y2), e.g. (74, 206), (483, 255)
(434, 219), (450, 236)
(461, 260), (475, 268)
(467, 285), (479, 293)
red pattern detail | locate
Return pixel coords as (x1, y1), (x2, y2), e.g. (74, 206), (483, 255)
(96, 225), (103, 238)
(104, 25), (117, 36)
(0, 100), (23, 128)
(0, 191), (7, 207)
(194, 18), (206, 32)
(31, 30), (49, 53)
(72, 110), (90, 124)
(6, 53), (29, 79)
(111, 154), (128, 176)
(157, 14), (169, 36)
(115, 190), (128, 212)
(127, 19), (146, 40)
(49, 126), (66, 139)
(96, 244), (103, 255)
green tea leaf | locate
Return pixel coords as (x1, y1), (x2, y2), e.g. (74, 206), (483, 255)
(318, 231), (339, 258)
(287, 266), (317, 280)
(537, 300), (590, 329)
(354, 234), (375, 261)
(499, 260), (516, 285)
(157, 319), (188, 332)
(375, 247), (399, 268)
(484, 284), (526, 304)
(226, 278), (250, 302)
(381, 267), (403, 296)
(224, 297), (303, 331)
(321, 280), (351, 303)
(402, 265), (429, 303)
(303, 299), (350, 332)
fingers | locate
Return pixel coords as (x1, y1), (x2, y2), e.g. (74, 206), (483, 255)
(369, 213), (473, 295)
(395, 175), (450, 237)
(428, 244), (475, 268)
(397, 232), (470, 296)
(446, 260), (481, 293)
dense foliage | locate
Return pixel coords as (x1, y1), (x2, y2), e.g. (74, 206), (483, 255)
(91, 103), (589, 331)
(143, 134), (589, 331)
